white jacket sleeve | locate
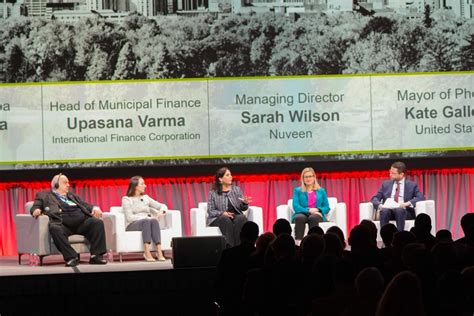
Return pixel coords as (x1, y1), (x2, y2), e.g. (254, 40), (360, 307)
(146, 195), (168, 212)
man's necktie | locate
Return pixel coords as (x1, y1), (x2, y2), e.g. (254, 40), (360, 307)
(394, 182), (400, 202)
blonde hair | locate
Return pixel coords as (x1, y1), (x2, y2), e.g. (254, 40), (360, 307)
(300, 167), (321, 192)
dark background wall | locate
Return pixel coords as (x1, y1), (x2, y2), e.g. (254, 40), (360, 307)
(1, 155), (473, 182)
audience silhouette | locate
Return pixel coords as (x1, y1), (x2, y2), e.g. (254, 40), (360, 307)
(217, 212), (474, 316)
(215, 221), (259, 316)
(272, 218), (293, 236)
(375, 271), (425, 316)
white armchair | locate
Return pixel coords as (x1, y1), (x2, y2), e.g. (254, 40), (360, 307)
(276, 197), (347, 239)
(190, 202), (264, 236)
(103, 206), (182, 262)
(359, 200), (436, 241)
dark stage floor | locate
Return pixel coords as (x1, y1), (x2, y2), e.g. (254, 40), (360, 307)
(0, 254), (218, 316)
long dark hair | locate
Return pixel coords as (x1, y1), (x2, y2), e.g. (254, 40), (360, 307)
(213, 167), (229, 194)
(126, 176), (143, 197)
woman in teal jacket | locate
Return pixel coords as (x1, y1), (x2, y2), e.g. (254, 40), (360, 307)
(292, 167), (330, 242)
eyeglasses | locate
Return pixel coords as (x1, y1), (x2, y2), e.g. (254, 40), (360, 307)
(303, 175), (314, 179)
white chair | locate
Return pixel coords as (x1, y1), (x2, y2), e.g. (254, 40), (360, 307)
(276, 197), (348, 239)
(103, 206), (182, 262)
(190, 202), (264, 236)
(359, 200), (436, 241)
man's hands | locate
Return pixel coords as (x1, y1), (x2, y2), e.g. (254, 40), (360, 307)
(91, 206), (103, 218)
(32, 208), (42, 218)
(32, 206), (104, 218)
(399, 202), (411, 209)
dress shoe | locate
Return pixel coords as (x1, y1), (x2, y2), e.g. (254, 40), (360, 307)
(143, 254), (156, 262)
(65, 258), (79, 267)
(155, 251), (166, 261)
(89, 255), (107, 265)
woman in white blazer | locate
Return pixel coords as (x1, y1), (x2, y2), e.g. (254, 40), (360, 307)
(122, 176), (168, 261)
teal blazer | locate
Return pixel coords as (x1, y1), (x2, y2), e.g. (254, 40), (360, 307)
(292, 187), (330, 222)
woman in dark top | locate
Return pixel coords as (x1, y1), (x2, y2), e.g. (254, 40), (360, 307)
(207, 167), (252, 247)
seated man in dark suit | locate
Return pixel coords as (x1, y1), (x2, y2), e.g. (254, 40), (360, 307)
(371, 161), (425, 231)
(30, 173), (107, 267)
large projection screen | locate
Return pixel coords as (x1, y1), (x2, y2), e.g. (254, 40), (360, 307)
(0, 72), (473, 170)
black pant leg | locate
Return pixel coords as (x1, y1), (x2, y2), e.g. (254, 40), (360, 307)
(49, 222), (77, 261)
(76, 216), (106, 256)
(210, 216), (235, 247)
(232, 214), (248, 246)
(307, 214), (323, 229)
(293, 213), (308, 240)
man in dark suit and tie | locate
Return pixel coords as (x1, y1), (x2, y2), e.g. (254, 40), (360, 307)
(30, 173), (107, 267)
(371, 161), (425, 231)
